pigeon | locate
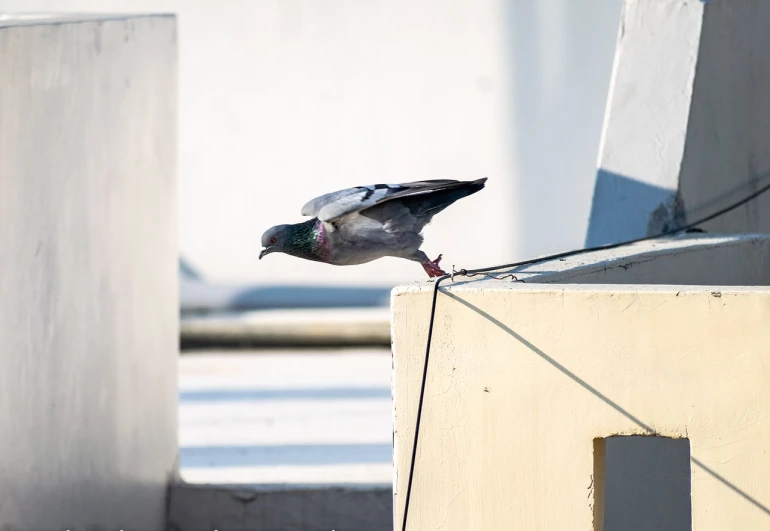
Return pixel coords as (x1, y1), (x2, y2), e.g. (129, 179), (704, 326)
(259, 178), (487, 278)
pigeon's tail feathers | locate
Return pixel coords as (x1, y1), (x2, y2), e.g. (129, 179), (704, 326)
(398, 177), (487, 220)
(423, 178), (487, 212)
(302, 178), (487, 222)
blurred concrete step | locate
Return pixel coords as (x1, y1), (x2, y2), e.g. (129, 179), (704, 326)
(181, 278), (392, 315)
(180, 308), (392, 349)
(168, 483), (392, 531)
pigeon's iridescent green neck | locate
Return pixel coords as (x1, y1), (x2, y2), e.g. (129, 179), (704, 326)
(286, 218), (328, 262)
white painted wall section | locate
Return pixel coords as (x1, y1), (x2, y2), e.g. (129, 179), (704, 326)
(587, 0), (770, 246)
(0, 14), (178, 530)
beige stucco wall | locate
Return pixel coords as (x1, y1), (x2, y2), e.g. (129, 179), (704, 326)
(391, 236), (770, 530)
(0, 15), (178, 529)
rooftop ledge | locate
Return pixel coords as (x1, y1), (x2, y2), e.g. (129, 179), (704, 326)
(393, 232), (770, 295)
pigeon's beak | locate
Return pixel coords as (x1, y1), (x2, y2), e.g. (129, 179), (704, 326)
(259, 247), (270, 260)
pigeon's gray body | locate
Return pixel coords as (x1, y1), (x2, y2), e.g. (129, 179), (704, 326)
(260, 178), (487, 277)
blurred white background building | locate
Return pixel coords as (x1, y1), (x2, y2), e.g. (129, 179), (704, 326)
(5, 0), (622, 288)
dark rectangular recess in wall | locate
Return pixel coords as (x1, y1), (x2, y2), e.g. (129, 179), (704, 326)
(593, 436), (692, 531)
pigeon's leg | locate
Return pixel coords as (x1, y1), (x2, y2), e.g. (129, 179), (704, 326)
(408, 250), (447, 278)
(421, 254), (447, 278)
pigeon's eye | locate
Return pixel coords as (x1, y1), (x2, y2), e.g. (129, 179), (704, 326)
(270, 237), (277, 244)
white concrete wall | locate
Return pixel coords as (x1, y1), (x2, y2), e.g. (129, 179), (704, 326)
(2, 0), (622, 288)
(587, 0), (770, 246)
(0, 15), (177, 529)
(391, 236), (770, 530)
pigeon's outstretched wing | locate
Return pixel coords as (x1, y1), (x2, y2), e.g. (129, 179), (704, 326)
(301, 179), (486, 224)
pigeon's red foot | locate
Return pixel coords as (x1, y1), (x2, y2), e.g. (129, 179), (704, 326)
(421, 254), (447, 278)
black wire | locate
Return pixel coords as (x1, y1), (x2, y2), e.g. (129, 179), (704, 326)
(399, 273), (446, 531)
(399, 180), (770, 531)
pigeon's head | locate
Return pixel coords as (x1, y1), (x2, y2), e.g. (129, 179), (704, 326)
(259, 224), (295, 259)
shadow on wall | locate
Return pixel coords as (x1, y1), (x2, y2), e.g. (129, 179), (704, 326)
(179, 256), (391, 314)
(585, 167), (770, 248)
(585, 170), (682, 248)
